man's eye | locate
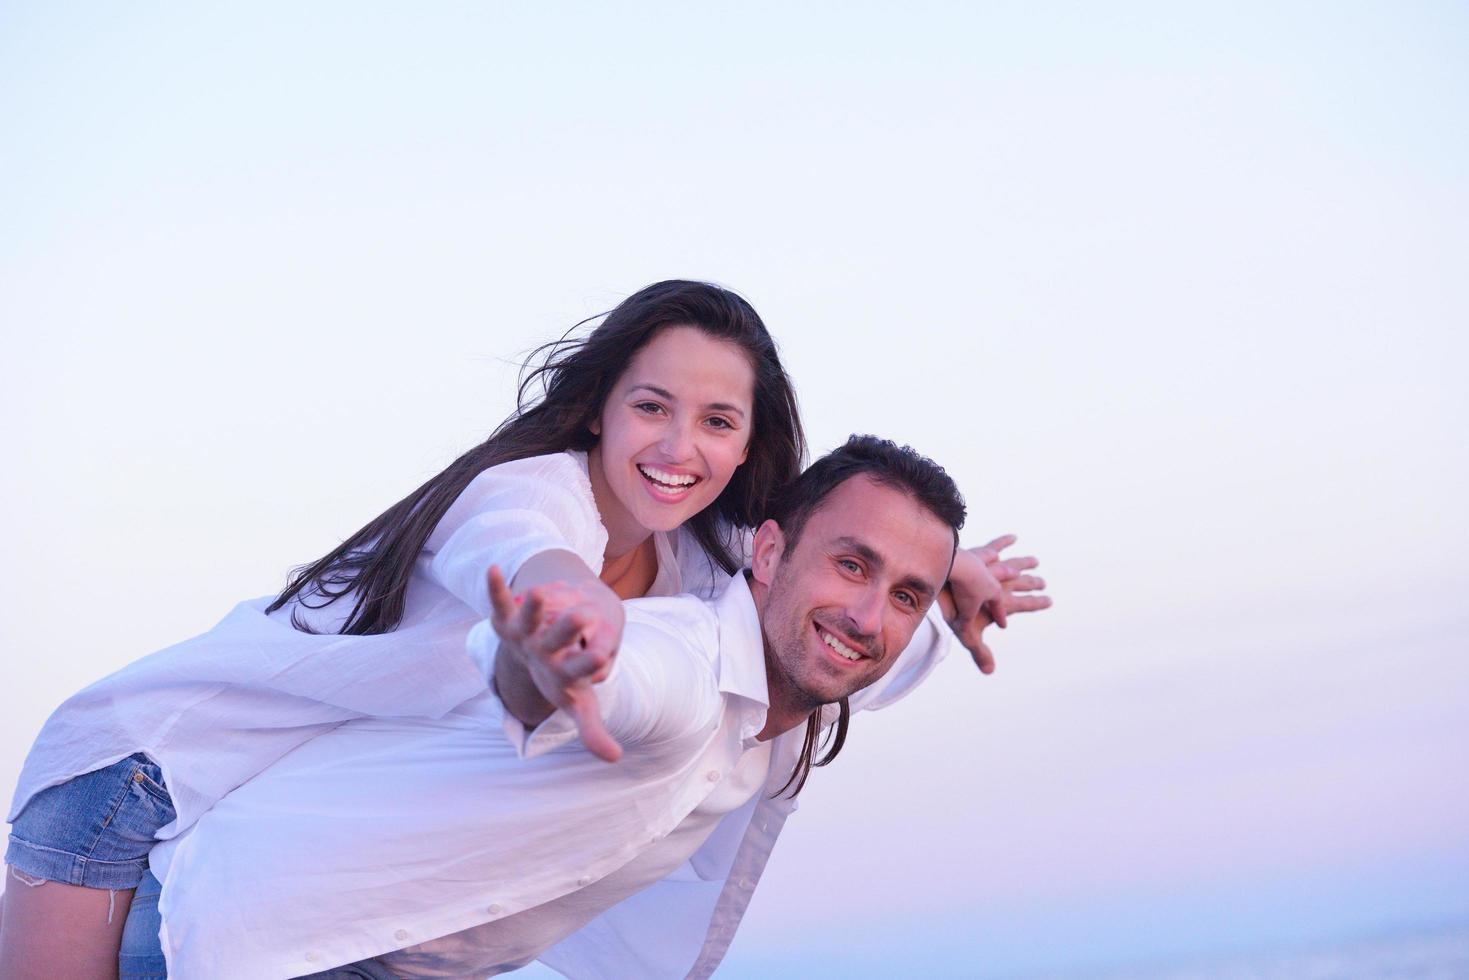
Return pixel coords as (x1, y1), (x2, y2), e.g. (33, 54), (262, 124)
(894, 591), (917, 609)
(838, 559), (861, 574)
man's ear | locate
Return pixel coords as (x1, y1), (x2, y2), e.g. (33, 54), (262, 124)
(749, 519), (785, 587)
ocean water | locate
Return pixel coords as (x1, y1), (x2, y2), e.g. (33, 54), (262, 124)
(1076, 924), (1469, 980)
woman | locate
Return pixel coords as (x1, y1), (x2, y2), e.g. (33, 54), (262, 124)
(1, 280), (1038, 977)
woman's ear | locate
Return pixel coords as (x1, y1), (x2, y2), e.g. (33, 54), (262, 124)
(589, 416), (601, 437)
(749, 519), (785, 586)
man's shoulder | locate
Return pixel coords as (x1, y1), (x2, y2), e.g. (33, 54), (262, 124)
(610, 594), (727, 740)
(620, 574), (759, 687)
(622, 593), (720, 657)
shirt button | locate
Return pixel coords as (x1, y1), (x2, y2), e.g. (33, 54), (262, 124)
(394, 929), (409, 941)
(706, 770), (721, 782)
(305, 951), (320, 963)
(577, 875), (592, 887)
(488, 904), (503, 915)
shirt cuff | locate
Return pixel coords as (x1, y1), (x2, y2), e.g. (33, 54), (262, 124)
(498, 702), (581, 759)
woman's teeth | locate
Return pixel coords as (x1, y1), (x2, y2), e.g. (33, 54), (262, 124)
(638, 465), (699, 493)
(820, 628), (862, 661)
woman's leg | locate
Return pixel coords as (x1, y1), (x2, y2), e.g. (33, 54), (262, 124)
(1, 755), (174, 979)
(0, 874), (135, 980)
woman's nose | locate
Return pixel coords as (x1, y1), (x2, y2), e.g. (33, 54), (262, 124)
(659, 420), (697, 461)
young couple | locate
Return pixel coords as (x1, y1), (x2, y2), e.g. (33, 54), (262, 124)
(1, 281), (1050, 978)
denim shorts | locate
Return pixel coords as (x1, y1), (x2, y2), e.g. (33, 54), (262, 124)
(6, 753), (174, 890)
(118, 869), (167, 980)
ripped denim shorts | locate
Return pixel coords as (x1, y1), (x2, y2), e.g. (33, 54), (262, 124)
(6, 753), (174, 890)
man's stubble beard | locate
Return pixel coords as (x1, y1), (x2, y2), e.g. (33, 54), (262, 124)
(761, 560), (864, 717)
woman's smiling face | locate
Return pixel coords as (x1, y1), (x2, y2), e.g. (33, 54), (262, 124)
(588, 325), (756, 554)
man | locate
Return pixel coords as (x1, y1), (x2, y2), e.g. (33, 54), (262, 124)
(136, 436), (1028, 978)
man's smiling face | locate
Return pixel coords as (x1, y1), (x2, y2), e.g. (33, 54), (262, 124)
(753, 474), (956, 717)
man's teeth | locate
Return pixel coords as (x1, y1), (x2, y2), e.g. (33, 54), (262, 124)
(820, 629), (862, 661)
(638, 465), (698, 489)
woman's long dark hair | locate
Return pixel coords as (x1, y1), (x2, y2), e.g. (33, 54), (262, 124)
(266, 280), (806, 635)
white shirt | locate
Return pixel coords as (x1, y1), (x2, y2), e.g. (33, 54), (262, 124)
(8, 453), (610, 839)
(154, 576), (783, 978)
(377, 607), (774, 978)
(10, 451), (953, 978)
(379, 735), (772, 979)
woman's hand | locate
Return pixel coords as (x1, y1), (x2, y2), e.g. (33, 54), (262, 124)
(941, 534), (1051, 674)
(504, 549), (627, 658)
(487, 567), (625, 762)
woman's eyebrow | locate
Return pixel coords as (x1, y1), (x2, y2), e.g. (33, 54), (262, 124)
(627, 384), (747, 418)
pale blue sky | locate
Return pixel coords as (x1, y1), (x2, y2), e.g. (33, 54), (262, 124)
(2, 3), (1466, 976)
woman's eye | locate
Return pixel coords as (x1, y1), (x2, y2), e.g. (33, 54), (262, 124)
(634, 402), (666, 416)
(705, 416), (735, 430)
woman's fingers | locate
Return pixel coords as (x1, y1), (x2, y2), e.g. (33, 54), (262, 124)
(978, 533), (1017, 556)
(519, 589), (546, 635)
(535, 611), (591, 657)
(1005, 594), (1053, 614)
(491, 574), (627, 761)
(564, 691), (622, 763)
(969, 635), (996, 675)
(487, 567), (519, 631)
(520, 622), (619, 760)
(977, 560), (1008, 629)
(947, 536), (1053, 675)
(992, 555), (1039, 579)
(951, 610), (996, 673)
(955, 548), (1008, 630)
(546, 640), (620, 761)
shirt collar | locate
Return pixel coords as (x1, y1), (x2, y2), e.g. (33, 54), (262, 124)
(710, 571), (769, 709)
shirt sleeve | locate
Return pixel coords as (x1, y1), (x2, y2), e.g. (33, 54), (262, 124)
(425, 453), (609, 617)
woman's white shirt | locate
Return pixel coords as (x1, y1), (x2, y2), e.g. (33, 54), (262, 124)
(7, 452), (609, 838)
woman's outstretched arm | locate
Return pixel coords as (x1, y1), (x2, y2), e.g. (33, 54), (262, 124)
(488, 566), (625, 762)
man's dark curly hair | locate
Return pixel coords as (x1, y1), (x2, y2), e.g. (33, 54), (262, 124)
(766, 433), (965, 552)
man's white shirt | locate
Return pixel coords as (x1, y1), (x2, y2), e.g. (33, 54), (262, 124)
(154, 575), (801, 977)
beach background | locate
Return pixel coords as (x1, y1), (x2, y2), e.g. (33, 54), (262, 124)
(2, 3), (1466, 977)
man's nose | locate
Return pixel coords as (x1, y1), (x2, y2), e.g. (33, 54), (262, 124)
(846, 586), (885, 641)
